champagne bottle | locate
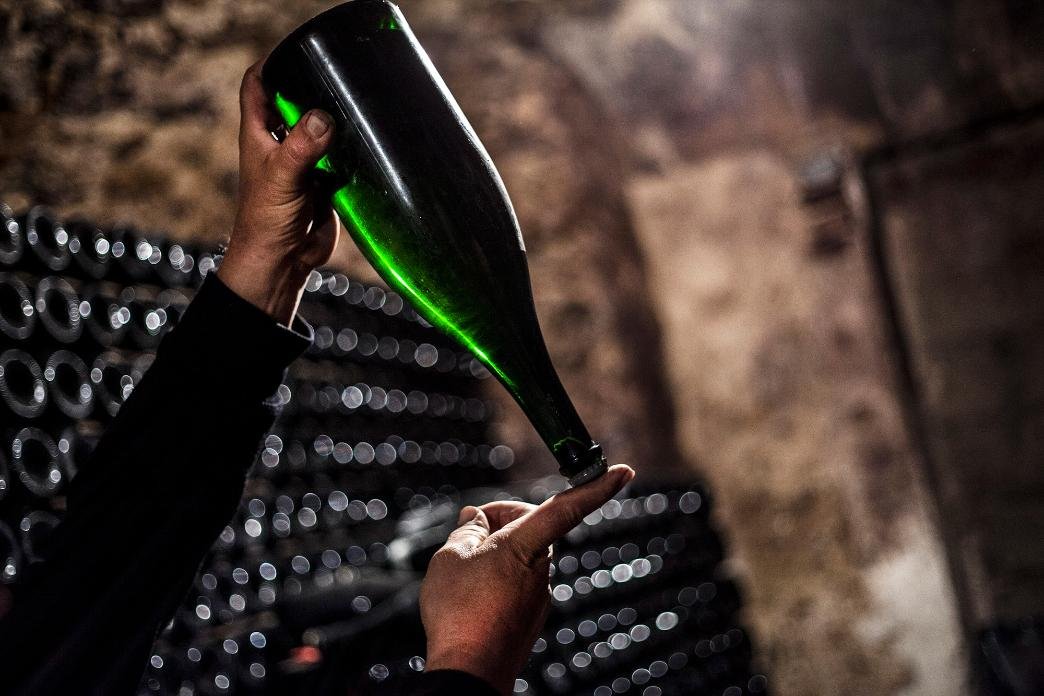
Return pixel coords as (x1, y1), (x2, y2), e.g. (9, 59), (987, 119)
(65, 218), (112, 281)
(263, 0), (607, 485)
(81, 281), (131, 347)
(57, 421), (101, 483)
(34, 275), (83, 344)
(108, 224), (157, 283)
(0, 444), (9, 503)
(23, 206), (71, 273)
(11, 427), (63, 499)
(0, 520), (22, 584)
(0, 202), (24, 268)
(44, 349), (94, 419)
(91, 350), (135, 418)
(125, 286), (187, 349)
(0, 272), (36, 341)
(0, 349), (48, 419)
(18, 509), (61, 562)
(155, 241), (197, 287)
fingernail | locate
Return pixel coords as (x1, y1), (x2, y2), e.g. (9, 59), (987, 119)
(457, 505), (479, 525)
(305, 110), (332, 138)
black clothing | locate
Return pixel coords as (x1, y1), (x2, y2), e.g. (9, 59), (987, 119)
(0, 275), (497, 696)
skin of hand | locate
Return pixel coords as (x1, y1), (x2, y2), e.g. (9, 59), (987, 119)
(217, 61), (341, 325)
(420, 464), (636, 694)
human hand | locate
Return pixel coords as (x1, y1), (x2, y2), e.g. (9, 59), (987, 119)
(217, 61), (340, 325)
(419, 465), (635, 694)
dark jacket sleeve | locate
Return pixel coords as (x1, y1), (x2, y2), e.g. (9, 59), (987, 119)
(0, 274), (498, 696)
(402, 670), (502, 696)
(0, 274), (310, 695)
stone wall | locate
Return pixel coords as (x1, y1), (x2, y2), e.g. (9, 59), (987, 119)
(869, 120), (1044, 626)
(2, 1), (1043, 694)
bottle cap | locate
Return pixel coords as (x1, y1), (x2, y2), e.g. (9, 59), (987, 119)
(563, 443), (608, 487)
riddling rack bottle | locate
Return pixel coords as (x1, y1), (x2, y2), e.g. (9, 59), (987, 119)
(262, 0), (608, 485)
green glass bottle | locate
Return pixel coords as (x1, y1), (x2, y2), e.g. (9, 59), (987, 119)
(262, 0), (608, 485)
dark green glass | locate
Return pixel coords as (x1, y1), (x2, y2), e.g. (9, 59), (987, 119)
(262, 0), (607, 485)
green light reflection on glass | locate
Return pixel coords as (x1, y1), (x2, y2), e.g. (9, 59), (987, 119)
(273, 91), (334, 173)
(272, 91), (515, 391)
(330, 185), (514, 390)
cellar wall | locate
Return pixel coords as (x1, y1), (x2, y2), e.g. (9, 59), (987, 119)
(2, 1), (1043, 694)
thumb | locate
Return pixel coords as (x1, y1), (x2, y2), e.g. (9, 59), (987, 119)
(268, 109), (335, 191)
(442, 506), (491, 555)
(509, 465), (634, 564)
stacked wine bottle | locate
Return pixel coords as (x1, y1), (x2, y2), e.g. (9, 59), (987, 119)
(0, 202), (766, 696)
(0, 203), (212, 588)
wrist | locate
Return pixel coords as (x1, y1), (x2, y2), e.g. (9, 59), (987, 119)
(217, 247), (311, 325)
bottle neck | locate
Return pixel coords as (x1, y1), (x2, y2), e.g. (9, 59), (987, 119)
(504, 345), (607, 486)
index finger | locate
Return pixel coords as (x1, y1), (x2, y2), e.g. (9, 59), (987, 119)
(509, 465), (634, 563)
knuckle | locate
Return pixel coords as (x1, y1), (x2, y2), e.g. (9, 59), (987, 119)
(558, 502), (585, 530)
(281, 139), (311, 166)
(457, 522), (481, 535)
(543, 508), (573, 537)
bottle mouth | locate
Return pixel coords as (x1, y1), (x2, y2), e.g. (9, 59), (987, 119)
(556, 440), (609, 487)
(567, 457), (609, 487)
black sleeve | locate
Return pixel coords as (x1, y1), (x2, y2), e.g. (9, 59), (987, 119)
(0, 274), (310, 695)
(401, 670), (502, 696)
